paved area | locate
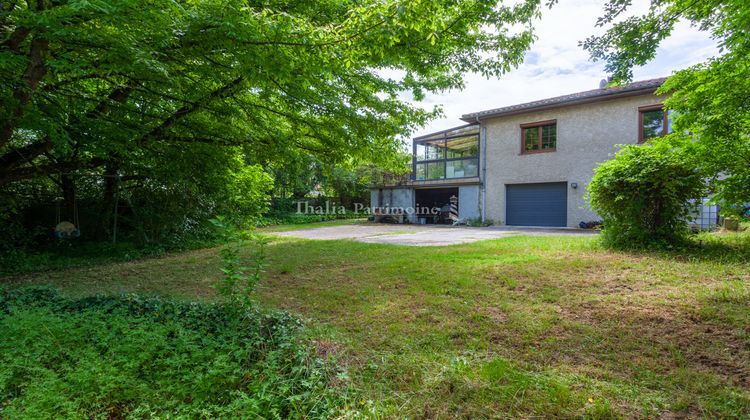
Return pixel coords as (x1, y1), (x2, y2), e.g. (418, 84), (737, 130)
(273, 223), (596, 246)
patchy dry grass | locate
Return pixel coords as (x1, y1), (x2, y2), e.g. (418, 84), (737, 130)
(3, 230), (749, 417)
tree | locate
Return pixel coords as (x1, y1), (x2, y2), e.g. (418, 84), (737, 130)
(582, 0), (750, 214)
(1, 0), (543, 244)
(1, 0), (541, 187)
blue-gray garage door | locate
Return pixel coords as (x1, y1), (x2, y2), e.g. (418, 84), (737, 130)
(506, 182), (567, 227)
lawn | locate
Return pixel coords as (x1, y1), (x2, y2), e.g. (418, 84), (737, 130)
(4, 228), (749, 418)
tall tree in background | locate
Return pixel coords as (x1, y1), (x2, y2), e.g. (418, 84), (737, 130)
(583, 0), (750, 214)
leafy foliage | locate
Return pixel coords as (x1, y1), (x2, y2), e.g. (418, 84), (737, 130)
(1, 0), (541, 179)
(266, 153), (411, 206)
(0, 0), (542, 251)
(0, 287), (347, 418)
(588, 141), (706, 248)
(583, 0), (750, 213)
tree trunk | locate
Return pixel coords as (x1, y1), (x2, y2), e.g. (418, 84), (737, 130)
(59, 174), (76, 225)
(99, 163), (119, 241)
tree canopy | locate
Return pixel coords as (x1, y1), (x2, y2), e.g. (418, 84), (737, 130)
(583, 0), (750, 213)
(1, 0), (541, 187)
(1, 0), (543, 247)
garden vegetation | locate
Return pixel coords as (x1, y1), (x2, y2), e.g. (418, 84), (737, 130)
(584, 0), (750, 245)
(0, 287), (347, 418)
(588, 141), (706, 248)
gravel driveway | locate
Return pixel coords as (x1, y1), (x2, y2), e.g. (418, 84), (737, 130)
(273, 223), (595, 246)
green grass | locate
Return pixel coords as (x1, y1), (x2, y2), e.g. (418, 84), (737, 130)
(3, 230), (749, 417)
(0, 219), (365, 276)
(0, 239), (220, 276)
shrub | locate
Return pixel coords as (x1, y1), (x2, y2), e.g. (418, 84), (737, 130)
(0, 287), (347, 418)
(587, 141), (705, 248)
(465, 218), (496, 227)
(211, 216), (269, 308)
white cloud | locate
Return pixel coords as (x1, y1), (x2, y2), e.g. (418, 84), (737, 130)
(411, 0), (718, 136)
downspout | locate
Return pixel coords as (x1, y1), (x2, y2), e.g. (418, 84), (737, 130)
(477, 116), (487, 223)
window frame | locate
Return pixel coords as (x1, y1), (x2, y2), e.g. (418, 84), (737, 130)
(638, 104), (670, 143)
(520, 119), (557, 155)
(412, 128), (480, 181)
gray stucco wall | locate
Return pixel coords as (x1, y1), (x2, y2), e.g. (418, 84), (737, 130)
(482, 93), (668, 227)
(370, 187), (416, 222)
(369, 189), (379, 210)
(458, 185), (480, 220)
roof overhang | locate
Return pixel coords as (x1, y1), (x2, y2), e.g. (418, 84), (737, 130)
(460, 79), (666, 123)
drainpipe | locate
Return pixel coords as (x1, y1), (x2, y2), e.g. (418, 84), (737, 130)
(478, 116), (487, 223)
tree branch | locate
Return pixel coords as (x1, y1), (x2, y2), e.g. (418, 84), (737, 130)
(2, 26), (31, 52)
(0, 157), (105, 187)
(138, 76), (244, 142)
(0, 36), (49, 150)
(0, 139), (53, 171)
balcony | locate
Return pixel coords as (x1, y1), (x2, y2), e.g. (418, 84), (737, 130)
(412, 124), (480, 183)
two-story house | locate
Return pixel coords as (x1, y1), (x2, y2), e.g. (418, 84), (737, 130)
(370, 77), (676, 227)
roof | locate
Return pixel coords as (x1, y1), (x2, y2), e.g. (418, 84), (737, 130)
(460, 77), (667, 122)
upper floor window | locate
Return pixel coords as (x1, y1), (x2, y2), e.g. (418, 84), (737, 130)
(521, 120), (556, 154)
(639, 104), (673, 143)
(412, 124), (479, 180)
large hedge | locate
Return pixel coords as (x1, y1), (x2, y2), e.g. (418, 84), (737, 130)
(588, 142), (706, 248)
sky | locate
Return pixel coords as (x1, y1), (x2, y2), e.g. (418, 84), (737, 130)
(410, 0), (718, 136)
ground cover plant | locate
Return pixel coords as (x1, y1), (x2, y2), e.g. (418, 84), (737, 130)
(5, 229), (749, 417)
(0, 287), (347, 418)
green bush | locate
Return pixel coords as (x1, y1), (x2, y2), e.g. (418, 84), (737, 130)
(0, 287), (346, 418)
(587, 141), (705, 248)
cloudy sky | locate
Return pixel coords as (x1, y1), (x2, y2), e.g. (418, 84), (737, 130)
(411, 0), (718, 136)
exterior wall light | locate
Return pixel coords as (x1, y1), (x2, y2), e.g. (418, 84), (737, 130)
(570, 182), (578, 189)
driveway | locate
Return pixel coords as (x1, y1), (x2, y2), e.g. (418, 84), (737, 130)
(273, 222), (595, 246)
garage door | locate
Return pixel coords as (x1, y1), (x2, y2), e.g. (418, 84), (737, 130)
(506, 182), (567, 227)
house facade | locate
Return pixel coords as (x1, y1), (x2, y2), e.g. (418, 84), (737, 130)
(371, 78), (676, 227)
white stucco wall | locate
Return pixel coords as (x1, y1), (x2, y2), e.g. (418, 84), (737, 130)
(482, 93), (668, 227)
